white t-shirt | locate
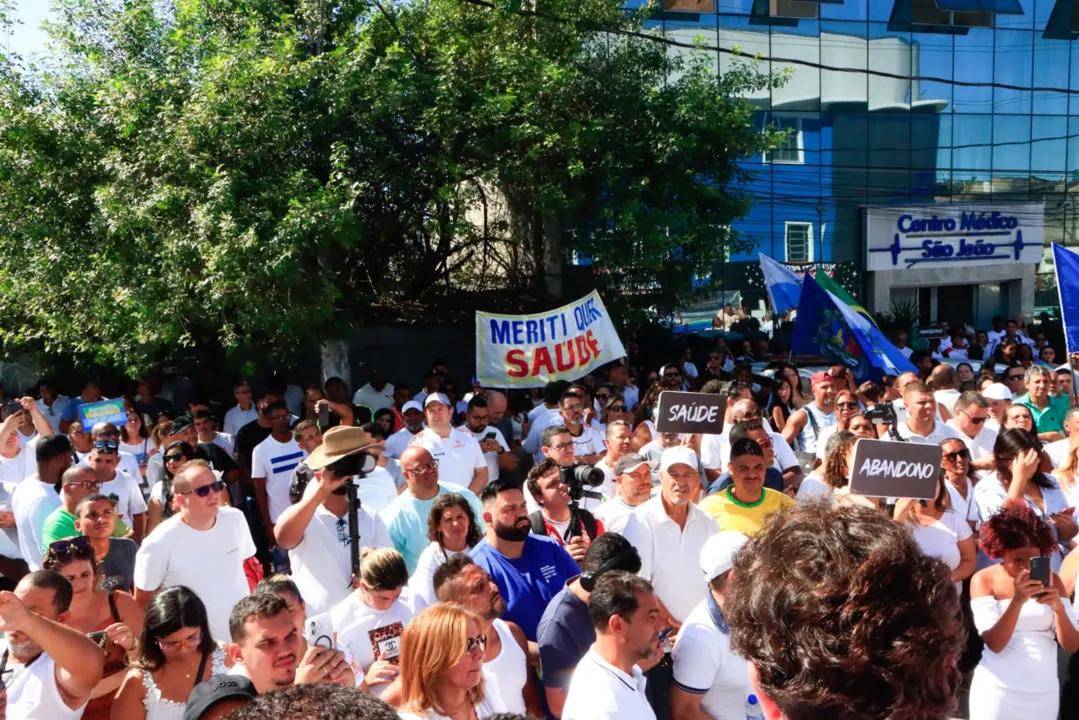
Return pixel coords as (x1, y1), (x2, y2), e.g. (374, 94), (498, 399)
(717, 429), (798, 471)
(544, 417), (605, 461)
(563, 647), (655, 720)
(908, 510), (972, 595)
(355, 466), (399, 516)
(671, 598), (753, 720)
(211, 432), (235, 457)
(77, 452), (142, 491)
(945, 476), (979, 524)
(889, 421), (963, 445)
(408, 428), (485, 491)
(408, 542), (467, 611)
(98, 469), (149, 530)
(134, 507), (256, 641)
(593, 497), (641, 535)
(0, 450), (35, 487)
(223, 405), (259, 439)
(352, 383), (395, 413)
(464, 425), (511, 484)
(794, 473), (835, 505)
(897, 346), (914, 359)
(288, 493), (392, 616)
(330, 592), (414, 696)
(934, 389), (962, 415)
(11, 478), (61, 570)
(1046, 438), (1071, 470)
(385, 427), (422, 460)
(947, 422), (997, 464)
(1, 641), (86, 720)
(250, 435), (307, 523)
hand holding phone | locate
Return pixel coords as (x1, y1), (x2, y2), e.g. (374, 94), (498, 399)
(1029, 556), (1051, 590)
(318, 402), (330, 429)
(304, 613), (335, 650)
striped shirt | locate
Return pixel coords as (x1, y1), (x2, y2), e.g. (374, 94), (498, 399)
(251, 436), (307, 523)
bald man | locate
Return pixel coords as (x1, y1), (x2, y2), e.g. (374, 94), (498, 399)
(377, 446), (487, 574)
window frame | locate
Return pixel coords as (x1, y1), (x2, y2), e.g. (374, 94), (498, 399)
(784, 221), (815, 263)
(764, 115), (805, 165)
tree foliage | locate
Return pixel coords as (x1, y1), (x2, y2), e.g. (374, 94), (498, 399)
(0, 0), (785, 371)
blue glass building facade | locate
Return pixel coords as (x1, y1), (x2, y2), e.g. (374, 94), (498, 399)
(644, 0), (1079, 328)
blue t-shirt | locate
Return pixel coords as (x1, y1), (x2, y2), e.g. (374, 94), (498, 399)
(470, 534), (578, 642)
(537, 581), (594, 695)
(706, 467), (785, 497)
(378, 482), (486, 574)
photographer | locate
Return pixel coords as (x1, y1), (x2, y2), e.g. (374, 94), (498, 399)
(525, 459), (605, 563)
(273, 426), (393, 616)
(535, 426), (608, 513)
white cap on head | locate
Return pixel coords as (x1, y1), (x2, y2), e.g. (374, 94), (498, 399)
(700, 531), (749, 584)
(659, 446), (699, 473)
(402, 401), (423, 414)
(982, 383), (1013, 401)
(424, 393), (451, 409)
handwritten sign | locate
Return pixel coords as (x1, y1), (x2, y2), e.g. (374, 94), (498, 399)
(475, 291), (626, 388)
(848, 439), (941, 500)
(78, 399), (127, 429)
(654, 391), (725, 435)
(916, 325), (948, 340)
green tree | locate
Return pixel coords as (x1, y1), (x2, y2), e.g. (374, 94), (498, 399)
(0, 0), (784, 371)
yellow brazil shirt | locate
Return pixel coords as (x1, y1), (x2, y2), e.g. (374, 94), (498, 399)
(699, 486), (796, 535)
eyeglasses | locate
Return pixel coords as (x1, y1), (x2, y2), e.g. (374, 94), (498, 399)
(92, 440), (118, 453)
(944, 449), (971, 461)
(164, 453), (187, 463)
(404, 460), (439, 474)
(595, 394), (611, 401)
(465, 634), (488, 655)
(836, 402), (859, 410)
(64, 480), (101, 491)
(158, 631), (202, 653)
(548, 442), (574, 451)
(48, 536), (92, 555)
(562, 405), (583, 413)
(1007, 374), (1024, 381)
(607, 405), (628, 413)
(180, 480), (226, 498)
(961, 412), (988, 425)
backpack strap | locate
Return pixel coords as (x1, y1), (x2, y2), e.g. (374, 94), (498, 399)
(529, 510), (548, 536)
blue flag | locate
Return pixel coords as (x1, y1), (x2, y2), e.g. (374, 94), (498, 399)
(758, 253), (803, 315)
(792, 274), (917, 382)
(1053, 243), (1079, 355)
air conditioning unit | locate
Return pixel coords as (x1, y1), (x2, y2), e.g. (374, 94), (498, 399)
(770, 0), (820, 19)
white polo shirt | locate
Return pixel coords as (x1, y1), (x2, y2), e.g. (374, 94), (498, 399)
(463, 425), (511, 483)
(384, 427), (421, 459)
(562, 646), (656, 720)
(888, 420), (963, 445)
(947, 421), (997, 463)
(408, 427), (485, 490)
(621, 495), (719, 623)
(672, 596), (753, 720)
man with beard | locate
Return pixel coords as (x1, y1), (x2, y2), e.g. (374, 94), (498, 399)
(427, 555), (543, 717)
(561, 571), (661, 720)
(0, 571), (105, 718)
(781, 372), (838, 456)
(470, 479), (578, 643)
(460, 396), (514, 484)
(384, 401), (425, 459)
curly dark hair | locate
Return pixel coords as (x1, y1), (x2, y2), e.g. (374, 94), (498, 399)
(822, 432), (858, 489)
(978, 499), (1058, 559)
(724, 502), (964, 720)
(426, 492), (482, 550)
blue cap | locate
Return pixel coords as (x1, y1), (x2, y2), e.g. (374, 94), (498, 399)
(748, 695), (760, 705)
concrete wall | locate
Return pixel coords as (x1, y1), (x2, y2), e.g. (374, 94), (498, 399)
(866, 263), (1035, 320)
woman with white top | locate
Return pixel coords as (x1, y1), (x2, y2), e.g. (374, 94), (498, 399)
(331, 547), (414, 697)
(119, 407), (153, 478)
(145, 442), (197, 535)
(975, 429), (1076, 573)
(969, 500), (1079, 719)
(111, 586), (229, 720)
(940, 438), (979, 529)
(1051, 435), (1079, 508)
(896, 472), (976, 596)
(396, 604), (506, 720)
(409, 493), (482, 610)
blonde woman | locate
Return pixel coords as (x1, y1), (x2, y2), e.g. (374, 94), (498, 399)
(895, 472), (976, 596)
(1051, 435), (1079, 507)
(396, 604), (506, 720)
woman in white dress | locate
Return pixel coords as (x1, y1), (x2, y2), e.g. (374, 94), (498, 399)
(111, 586), (229, 720)
(409, 493), (482, 610)
(969, 500), (1079, 719)
(396, 604), (506, 720)
(896, 469), (976, 597)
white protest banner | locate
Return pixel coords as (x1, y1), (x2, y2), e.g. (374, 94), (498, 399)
(475, 291), (626, 388)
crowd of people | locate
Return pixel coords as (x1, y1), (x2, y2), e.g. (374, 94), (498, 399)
(0, 313), (1077, 719)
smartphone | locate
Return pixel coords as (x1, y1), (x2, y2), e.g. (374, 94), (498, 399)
(1030, 556), (1051, 588)
(484, 432), (496, 442)
(304, 612), (335, 650)
(319, 403), (330, 429)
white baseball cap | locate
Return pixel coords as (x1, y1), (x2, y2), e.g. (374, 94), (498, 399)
(700, 531), (750, 584)
(659, 446), (699, 473)
(424, 392), (452, 409)
(402, 401), (423, 414)
(982, 383), (1013, 401)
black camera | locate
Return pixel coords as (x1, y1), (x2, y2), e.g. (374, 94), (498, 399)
(559, 463), (605, 502)
(863, 401), (898, 426)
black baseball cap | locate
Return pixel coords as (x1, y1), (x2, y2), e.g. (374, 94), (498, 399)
(183, 674), (257, 720)
(169, 416), (193, 436)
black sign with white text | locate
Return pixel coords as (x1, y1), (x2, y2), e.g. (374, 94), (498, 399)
(848, 438), (942, 500)
(655, 391), (725, 434)
(916, 325), (948, 340)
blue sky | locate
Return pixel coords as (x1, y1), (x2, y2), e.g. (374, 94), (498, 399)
(4, 1), (51, 61)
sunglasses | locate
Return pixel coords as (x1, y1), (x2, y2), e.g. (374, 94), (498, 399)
(944, 449), (971, 461)
(607, 405), (629, 413)
(164, 453), (188, 463)
(836, 402), (859, 410)
(181, 480), (226, 498)
(465, 633), (488, 655)
(92, 440), (119, 453)
(64, 480), (101, 491)
(963, 414), (988, 425)
(158, 631), (203, 653)
(48, 536), (92, 555)
(595, 394), (611, 401)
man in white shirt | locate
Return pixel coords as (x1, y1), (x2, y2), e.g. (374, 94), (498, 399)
(194, 409), (235, 457)
(606, 363), (638, 411)
(134, 461), (256, 640)
(892, 330), (914, 359)
(12, 435), (72, 570)
(781, 372), (838, 455)
(0, 409), (36, 488)
(88, 441), (148, 543)
(352, 368), (395, 415)
(460, 396), (513, 484)
(594, 454), (654, 535)
(1046, 405), (1079, 469)
(385, 401), (425, 460)
(562, 571), (660, 720)
(947, 391), (998, 471)
(671, 531), (753, 720)
(408, 393), (487, 494)
(523, 382), (571, 458)
(885, 382), (963, 445)
(251, 401), (308, 546)
(596, 420), (634, 487)
(274, 426), (392, 615)
(34, 381), (70, 435)
(981, 382), (1013, 432)
(0, 571), (105, 719)
(930, 364), (962, 417)
(79, 422), (142, 485)
(223, 381), (259, 439)
(542, 391), (605, 465)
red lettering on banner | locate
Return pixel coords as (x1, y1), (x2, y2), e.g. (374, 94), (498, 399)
(506, 349), (529, 378)
(554, 340), (576, 371)
(575, 335), (591, 365)
(586, 329), (601, 357)
(532, 346), (555, 376)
